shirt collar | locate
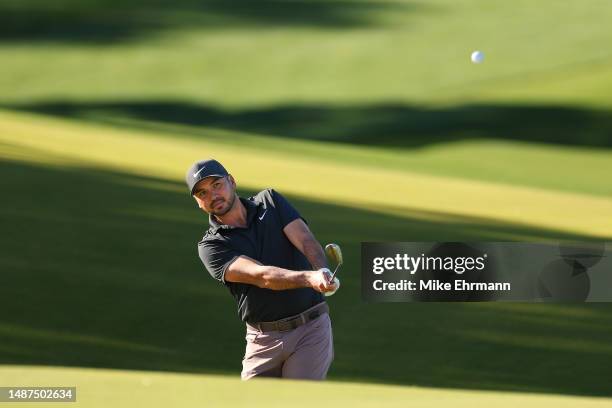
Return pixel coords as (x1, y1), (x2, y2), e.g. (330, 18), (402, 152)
(208, 197), (259, 234)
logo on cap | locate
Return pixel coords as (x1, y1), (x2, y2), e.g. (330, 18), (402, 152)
(193, 166), (207, 178)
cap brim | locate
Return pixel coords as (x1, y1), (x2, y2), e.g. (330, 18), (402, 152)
(190, 174), (226, 195)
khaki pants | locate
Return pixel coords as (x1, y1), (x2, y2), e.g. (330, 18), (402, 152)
(241, 312), (334, 380)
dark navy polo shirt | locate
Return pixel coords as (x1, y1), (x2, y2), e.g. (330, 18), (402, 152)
(197, 189), (324, 323)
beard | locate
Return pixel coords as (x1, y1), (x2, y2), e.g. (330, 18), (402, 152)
(210, 193), (236, 217)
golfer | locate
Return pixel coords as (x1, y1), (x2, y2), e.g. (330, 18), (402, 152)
(186, 158), (338, 380)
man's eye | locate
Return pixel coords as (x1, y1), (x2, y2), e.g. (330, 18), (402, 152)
(214, 182), (221, 188)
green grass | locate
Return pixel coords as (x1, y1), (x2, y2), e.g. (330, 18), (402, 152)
(2, 1), (612, 106)
(1, 0), (612, 402)
(2, 366), (612, 408)
(1, 111), (610, 238)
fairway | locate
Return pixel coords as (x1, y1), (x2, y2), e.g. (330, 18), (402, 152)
(1, 110), (610, 238)
(1, 366), (611, 408)
(2, 0), (612, 402)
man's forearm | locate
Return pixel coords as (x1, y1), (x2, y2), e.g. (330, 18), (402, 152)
(225, 255), (334, 292)
(257, 265), (314, 290)
(300, 235), (328, 270)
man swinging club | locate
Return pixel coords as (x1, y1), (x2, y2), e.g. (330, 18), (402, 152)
(186, 158), (339, 380)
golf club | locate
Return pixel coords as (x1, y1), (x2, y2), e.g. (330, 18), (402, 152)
(325, 243), (343, 281)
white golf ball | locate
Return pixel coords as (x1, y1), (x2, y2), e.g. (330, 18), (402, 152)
(471, 50), (484, 64)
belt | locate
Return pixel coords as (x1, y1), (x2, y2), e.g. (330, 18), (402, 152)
(248, 302), (329, 333)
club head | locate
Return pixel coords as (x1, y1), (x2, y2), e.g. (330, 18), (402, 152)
(325, 243), (343, 266)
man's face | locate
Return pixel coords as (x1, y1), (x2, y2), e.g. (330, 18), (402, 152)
(192, 175), (237, 216)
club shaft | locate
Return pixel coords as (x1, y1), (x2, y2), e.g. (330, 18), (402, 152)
(329, 264), (341, 281)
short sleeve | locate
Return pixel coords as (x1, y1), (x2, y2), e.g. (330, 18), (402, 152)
(198, 240), (240, 283)
(270, 189), (304, 228)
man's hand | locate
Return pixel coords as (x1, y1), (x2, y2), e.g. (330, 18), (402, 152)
(309, 268), (340, 294)
(324, 277), (340, 297)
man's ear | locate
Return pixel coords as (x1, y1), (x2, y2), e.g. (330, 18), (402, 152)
(228, 174), (236, 188)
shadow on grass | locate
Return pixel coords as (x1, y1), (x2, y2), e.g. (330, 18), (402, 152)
(10, 100), (612, 149)
(1, 157), (611, 396)
(0, 0), (419, 44)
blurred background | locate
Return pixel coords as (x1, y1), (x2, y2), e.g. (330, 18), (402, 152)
(1, 0), (611, 405)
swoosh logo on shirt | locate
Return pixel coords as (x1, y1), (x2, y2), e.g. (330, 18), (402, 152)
(258, 210), (267, 221)
(193, 166), (207, 178)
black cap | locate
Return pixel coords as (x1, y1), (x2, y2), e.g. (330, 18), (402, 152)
(186, 159), (229, 195)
